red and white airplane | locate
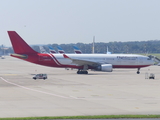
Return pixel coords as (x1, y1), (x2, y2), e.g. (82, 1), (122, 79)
(7, 31), (154, 74)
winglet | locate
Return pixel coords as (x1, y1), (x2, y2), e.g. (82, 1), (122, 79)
(63, 54), (70, 58)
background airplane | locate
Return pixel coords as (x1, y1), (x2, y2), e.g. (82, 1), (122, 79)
(57, 46), (65, 54)
(106, 46), (111, 54)
(48, 46), (57, 54)
(39, 46), (47, 53)
(7, 31), (154, 74)
(73, 46), (82, 54)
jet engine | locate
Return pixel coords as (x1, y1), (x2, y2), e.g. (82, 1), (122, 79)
(95, 64), (113, 72)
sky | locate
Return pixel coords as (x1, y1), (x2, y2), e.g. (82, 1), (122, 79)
(1, 0), (160, 46)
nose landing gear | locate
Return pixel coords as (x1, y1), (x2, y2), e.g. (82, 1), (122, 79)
(137, 68), (140, 74)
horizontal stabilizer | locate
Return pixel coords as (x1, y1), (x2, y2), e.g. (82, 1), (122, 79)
(11, 53), (28, 59)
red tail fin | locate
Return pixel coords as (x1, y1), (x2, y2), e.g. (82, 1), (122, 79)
(7, 31), (37, 54)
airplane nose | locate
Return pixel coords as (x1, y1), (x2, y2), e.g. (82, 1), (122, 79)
(151, 60), (155, 65)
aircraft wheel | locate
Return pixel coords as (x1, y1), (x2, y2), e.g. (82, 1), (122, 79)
(137, 68), (140, 74)
(77, 70), (88, 74)
(81, 71), (88, 74)
(77, 71), (80, 74)
(85, 71), (88, 74)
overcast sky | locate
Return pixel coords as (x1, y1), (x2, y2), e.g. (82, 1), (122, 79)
(1, 0), (160, 46)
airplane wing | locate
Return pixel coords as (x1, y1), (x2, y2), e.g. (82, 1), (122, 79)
(63, 54), (100, 66)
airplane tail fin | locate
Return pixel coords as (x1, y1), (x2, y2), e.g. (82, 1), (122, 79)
(73, 46), (82, 54)
(7, 31), (38, 54)
(57, 46), (65, 54)
(48, 46), (57, 53)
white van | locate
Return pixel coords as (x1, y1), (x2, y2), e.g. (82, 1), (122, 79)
(33, 74), (47, 80)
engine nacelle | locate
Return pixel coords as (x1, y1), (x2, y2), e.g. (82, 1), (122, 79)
(95, 64), (113, 72)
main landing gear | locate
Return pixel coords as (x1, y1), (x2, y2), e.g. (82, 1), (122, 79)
(77, 65), (88, 74)
(77, 70), (88, 74)
(137, 68), (140, 74)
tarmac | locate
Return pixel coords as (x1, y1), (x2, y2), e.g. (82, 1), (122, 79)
(0, 56), (160, 118)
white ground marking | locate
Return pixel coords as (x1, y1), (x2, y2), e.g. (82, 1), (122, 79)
(0, 77), (74, 99)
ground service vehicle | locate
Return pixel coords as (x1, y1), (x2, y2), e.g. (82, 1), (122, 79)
(149, 73), (155, 79)
(33, 74), (47, 80)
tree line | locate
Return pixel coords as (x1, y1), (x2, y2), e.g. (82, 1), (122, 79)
(31, 40), (160, 54)
(1, 40), (160, 55)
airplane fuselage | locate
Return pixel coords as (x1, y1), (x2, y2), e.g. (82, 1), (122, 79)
(14, 53), (153, 69)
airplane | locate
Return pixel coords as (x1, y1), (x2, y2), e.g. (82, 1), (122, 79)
(106, 46), (111, 54)
(73, 46), (82, 54)
(7, 31), (154, 74)
(39, 46), (47, 53)
(57, 46), (65, 54)
(48, 46), (57, 54)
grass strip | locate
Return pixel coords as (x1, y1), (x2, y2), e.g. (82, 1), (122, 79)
(1, 114), (160, 120)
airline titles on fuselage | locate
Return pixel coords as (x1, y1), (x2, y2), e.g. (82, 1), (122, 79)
(117, 56), (137, 60)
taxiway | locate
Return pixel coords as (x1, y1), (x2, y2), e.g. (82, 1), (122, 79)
(0, 56), (160, 117)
